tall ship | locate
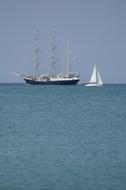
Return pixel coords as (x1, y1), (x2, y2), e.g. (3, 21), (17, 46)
(12, 31), (80, 85)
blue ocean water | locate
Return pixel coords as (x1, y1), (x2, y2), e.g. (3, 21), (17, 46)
(0, 84), (126, 190)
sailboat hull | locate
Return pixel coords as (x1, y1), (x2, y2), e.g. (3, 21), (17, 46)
(85, 83), (103, 87)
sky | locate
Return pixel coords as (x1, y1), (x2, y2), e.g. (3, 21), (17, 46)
(0, 0), (126, 83)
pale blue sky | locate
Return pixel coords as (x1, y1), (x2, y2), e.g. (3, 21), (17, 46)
(0, 0), (126, 83)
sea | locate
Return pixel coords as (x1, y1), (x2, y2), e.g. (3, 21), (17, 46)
(0, 83), (126, 190)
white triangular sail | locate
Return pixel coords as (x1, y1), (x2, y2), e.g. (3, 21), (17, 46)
(85, 65), (103, 86)
(89, 65), (97, 83)
(96, 67), (103, 85)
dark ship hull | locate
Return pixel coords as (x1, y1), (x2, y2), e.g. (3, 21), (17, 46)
(24, 78), (79, 85)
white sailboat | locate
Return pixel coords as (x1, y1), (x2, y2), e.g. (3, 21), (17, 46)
(85, 65), (103, 87)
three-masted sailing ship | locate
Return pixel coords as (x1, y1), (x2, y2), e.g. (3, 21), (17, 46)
(12, 31), (80, 85)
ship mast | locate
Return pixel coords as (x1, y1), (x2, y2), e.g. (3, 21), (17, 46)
(65, 40), (73, 74)
(50, 29), (57, 74)
(34, 31), (40, 77)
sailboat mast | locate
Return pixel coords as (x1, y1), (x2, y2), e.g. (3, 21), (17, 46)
(34, 31), (40, 77)
(96, 66), (103, 85)
(96, 66), (99, 83)
(50, 29), (57, 73)
(65, 40), (72, 74)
